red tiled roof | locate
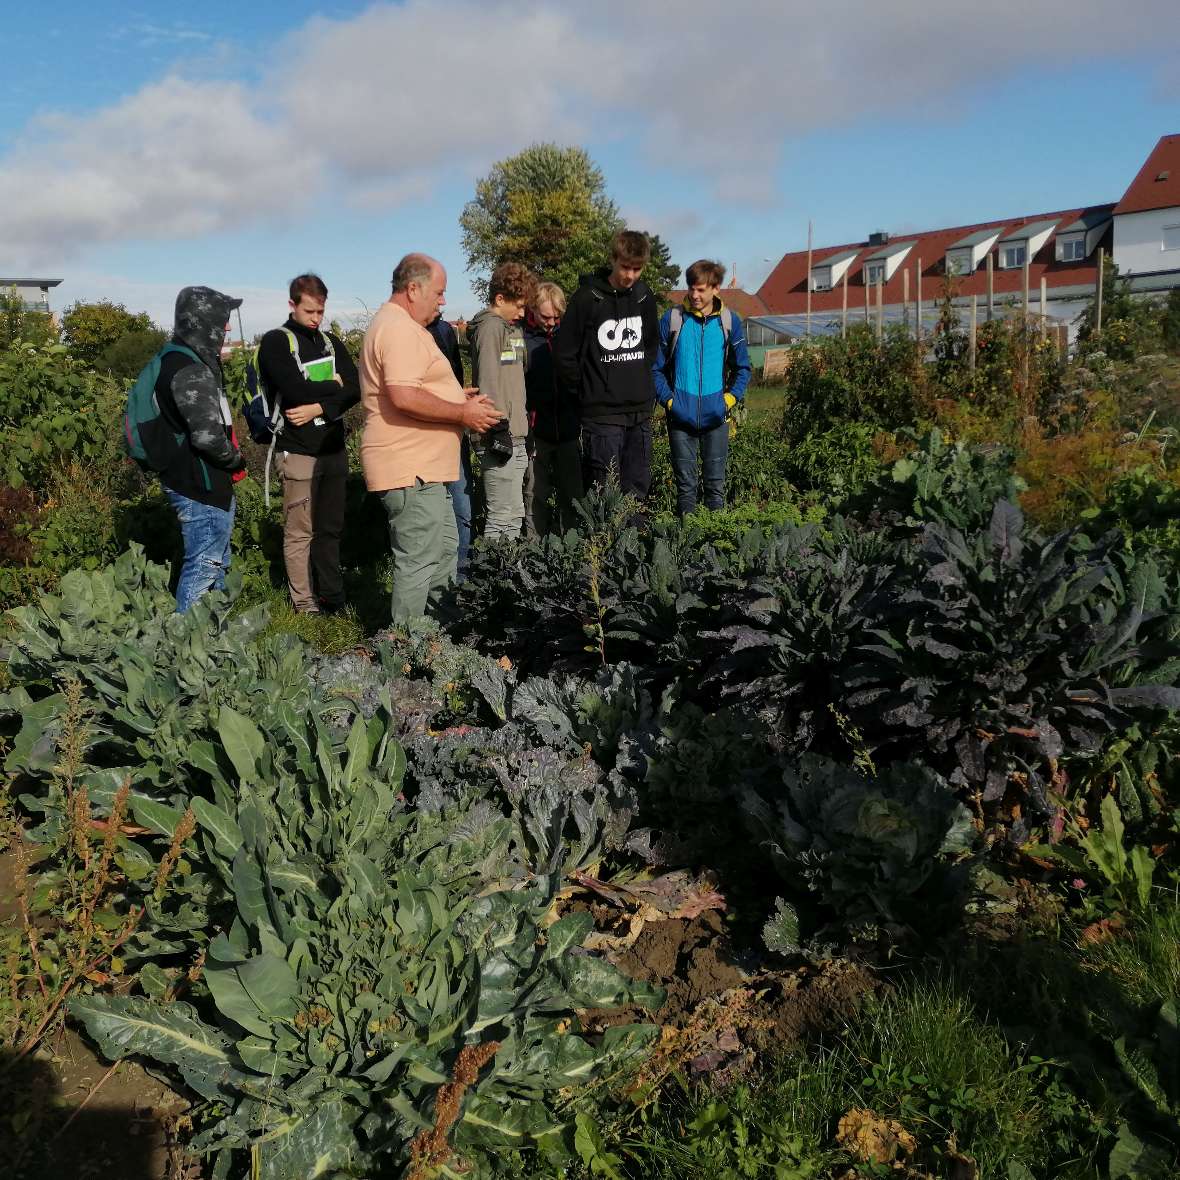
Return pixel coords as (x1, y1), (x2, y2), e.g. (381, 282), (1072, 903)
(755, 207), (1114, 316)
(1114, 134), (1180, 216)
(665, 288), (770, 318)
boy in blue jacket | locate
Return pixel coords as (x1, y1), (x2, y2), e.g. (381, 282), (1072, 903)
(653, 259), (751, 515)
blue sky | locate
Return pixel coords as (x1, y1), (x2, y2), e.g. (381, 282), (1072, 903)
(2, 1), (1178, 336)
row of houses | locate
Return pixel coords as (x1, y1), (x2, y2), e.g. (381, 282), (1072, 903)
(687, 133), (1180, 347)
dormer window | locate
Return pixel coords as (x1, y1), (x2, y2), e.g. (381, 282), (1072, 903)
(945, 249), (973, 276)
(1058, 235), (1086, 262)
(864, 262), (885, 286)
(1000, 243), (1027, 269)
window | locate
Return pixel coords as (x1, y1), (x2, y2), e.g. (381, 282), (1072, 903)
(1058, 236), (1086, 262)
(945, 251), (972, 276)
(864, 262), (885, 286)
(1163, 225), (1180, 252)
(1000, 244), (1027, 269)
(811, 269), (831, 292)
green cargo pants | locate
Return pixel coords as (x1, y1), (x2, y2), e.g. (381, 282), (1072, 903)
(380, 480), (458, 623)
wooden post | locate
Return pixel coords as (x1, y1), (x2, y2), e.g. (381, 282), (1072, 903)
(1096, 249), (1104, 333)
(864, 273), (870, 324)
(969, 294), (978, 372)
(902, 268), (910, 330)
(986, 253), (994, 322)
(1022, 257), (1030, 319)
(876, 277), (884, 340)
(841, 268), (848, 338)
(805, 219), (813, 339)
(1040, 277), (1048, 341)
(915, 258), (923, 344)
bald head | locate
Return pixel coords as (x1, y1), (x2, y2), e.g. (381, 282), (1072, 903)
(391, 253), (442, 294)
(390, 253), (447, 326)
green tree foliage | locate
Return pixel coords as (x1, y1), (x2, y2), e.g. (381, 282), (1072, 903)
(94, 326), (168, 384)
(61, 299), (156, 367)
(460, 143), (623, 300)
(0, 287), (55, 350)
(642, 232), (680, 306)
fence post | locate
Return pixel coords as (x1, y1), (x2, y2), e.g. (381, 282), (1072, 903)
(841, 268), (848, 338)
(876, 277), (884, 340)
(969, 294), (977, 372)
(1095, 249), (1104, 334)
(910, 259), (920, 344)
(903, 267), (910, 330)
(1040, 277), (1047, 341)
(986, 253), (994, 322)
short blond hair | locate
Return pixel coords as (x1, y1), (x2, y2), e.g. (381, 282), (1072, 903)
(531, 281), (566, 314)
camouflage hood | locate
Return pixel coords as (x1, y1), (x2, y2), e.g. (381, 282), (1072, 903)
(172, 285), (242, 369)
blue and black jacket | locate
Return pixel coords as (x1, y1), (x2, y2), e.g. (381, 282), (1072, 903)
(653, 297), (752, 433)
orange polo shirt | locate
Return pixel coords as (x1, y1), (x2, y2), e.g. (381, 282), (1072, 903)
(359, 301), (464, 491)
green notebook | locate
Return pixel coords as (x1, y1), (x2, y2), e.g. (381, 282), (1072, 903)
(302, 355), (336, 383)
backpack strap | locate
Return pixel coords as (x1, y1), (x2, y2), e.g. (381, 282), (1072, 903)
(666, 308), (684, 361)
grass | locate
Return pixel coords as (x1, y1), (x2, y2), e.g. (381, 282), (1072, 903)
(1079, 892), (1180, 1011)
(535, 972), (1102, 1180)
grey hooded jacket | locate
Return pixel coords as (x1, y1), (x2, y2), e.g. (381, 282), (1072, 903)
(156, 286), (243, 508)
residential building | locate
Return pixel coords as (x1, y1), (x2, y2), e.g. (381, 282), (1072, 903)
(1, 277), (62, 314)
(750, 133), (1179, 343)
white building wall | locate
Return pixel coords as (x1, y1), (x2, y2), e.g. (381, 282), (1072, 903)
(1113, 207), (1180, 275)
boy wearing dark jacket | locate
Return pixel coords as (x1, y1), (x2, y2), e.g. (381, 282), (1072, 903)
(553, 230), (660, 498)
(258, 274), (360, 613)
(157, 285), (246, 612)
(523, 281), (581, 534)
(653, 259), (752, 514)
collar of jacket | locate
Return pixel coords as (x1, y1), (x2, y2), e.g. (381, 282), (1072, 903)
(680, 295), (724, 321)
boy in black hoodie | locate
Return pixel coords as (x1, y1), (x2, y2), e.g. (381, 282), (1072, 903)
(258, 274), (360, 613)
(553, 230), (660, 498)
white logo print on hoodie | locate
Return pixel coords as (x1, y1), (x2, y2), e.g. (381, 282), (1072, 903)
(597, 316), (643, 355)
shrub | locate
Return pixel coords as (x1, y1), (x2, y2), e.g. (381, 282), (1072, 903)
(0, 343), (123, 490)
(781, 323), (929, 441)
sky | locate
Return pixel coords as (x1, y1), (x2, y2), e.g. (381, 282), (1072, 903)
(2, 0), (1179, 337)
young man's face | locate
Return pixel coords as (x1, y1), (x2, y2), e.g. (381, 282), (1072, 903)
(687, 282), (720, 314)
(290, 295), (326, 330)
(608, 259), (645, 290)
(532, 299), (560, 330)
(492, 294), (527, 323)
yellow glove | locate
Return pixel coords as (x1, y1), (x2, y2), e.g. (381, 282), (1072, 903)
(665, 398), (673, 411)
(724, 393), (737, 412)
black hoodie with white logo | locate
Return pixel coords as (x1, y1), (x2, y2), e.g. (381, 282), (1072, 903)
(552, 268), (659, 424)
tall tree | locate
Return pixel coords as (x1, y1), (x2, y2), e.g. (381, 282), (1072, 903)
(460, 144), (623, 300)
(61, 300), (156, 367)
(642, 233), (680, 307)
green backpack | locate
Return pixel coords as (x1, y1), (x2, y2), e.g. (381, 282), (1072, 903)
(122, 343), (203, 473)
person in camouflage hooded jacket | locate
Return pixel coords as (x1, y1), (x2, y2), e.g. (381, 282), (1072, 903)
(155, 285), (245, 611)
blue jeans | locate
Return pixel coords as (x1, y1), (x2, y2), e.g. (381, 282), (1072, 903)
(668, 422), (729, 515)
(445, 437), (474, 582)
(165, 489), (235, 612)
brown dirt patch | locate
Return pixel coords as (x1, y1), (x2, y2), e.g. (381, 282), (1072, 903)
(582, 912), (879, 1082)
(1, 1028), (197, 1179)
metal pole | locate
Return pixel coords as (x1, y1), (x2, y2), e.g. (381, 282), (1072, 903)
(986, 253), (994, 322)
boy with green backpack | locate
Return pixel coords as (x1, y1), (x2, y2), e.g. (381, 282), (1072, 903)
(123, 285), (245, 611)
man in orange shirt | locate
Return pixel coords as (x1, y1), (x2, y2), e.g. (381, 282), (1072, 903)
(360, 254), (500, 621)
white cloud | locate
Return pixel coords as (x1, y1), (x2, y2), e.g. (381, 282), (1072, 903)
(0, 77), (317, 268)
(1, 0), (1176, 266)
